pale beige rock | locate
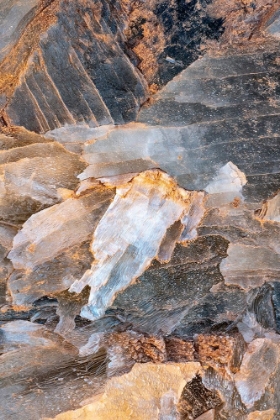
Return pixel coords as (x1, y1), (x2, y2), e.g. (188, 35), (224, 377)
(47, 362), (201, 420)
(247, 409), (275, 420)
(78, 157), (157, 179)
(0, 142), (61, 165)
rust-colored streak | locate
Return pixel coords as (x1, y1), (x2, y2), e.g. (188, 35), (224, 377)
(0, 0), (59, 98)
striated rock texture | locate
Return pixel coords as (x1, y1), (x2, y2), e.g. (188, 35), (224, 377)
(0, 0), (226, 132)
(1, 1), (280, 420)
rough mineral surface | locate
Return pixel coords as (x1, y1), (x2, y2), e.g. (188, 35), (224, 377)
(47, 362), (202, 420)
(1, 1), (280, 419)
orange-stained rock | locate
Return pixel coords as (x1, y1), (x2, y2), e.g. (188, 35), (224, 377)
(47, 362), (201, 420)
(247, 410), (276, 420)
(197, 335), (235, 367)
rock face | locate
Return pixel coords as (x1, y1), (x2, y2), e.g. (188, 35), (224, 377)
(1, 1), (280, 420)
(48, 362), (202, 420)
(0, 0), (147, 131)
(0, 0), (228, 132)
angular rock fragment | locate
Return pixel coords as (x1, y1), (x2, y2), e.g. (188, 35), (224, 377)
(77, 49), (280, 201)
(8, 186), (114, 271)
(70, 170), (205, 320)
(235, 339), (279, 408)
(0, 138), (85, 223)
(203, 366), (247, 419)
(165, 337), (195, 363)
(197, 335), (236, 370)
(8, 241), (92, 308)
(196, 410), (215, 420)
(220, 244), (280, 290)
(45, 124), (115, 154)
(79, 157), (158, 179)
(236, 284), (278, 344)
(0, 319), (56, 354)
(247, 410), (276, 420)
(48, 362), (201, 420)
(259, 192), (280, 223)
(199, 202), (280, 256)
(110, 235), (232, 336)
(80, 330), (166, 376)
(0, 126), (53, 149)
(8, 186), (115, 309)
(0, 224), (16, 307)
(177, 374), (222, 420)
(0, 320), (79, 381)
(205, 162), (247, 207)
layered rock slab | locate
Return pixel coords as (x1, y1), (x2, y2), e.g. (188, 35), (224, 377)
(72, 49), (280, 203)
(0, 0), (148, 131)
(8, 185), (115, 310)
(0, 132), (85, 224)
(7, 169), (205, 324)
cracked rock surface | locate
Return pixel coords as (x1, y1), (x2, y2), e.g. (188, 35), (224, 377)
(1, 1), (280, 419)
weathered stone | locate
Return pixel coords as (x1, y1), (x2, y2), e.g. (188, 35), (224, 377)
(0, 320), (107, 419)
(196, 410), (215, 420)
(247, 410), (276, 420)
(235, 339), (279, 408)
(70, 170), (205, 321)
(177, 374), (222, 420)
(110, 235), (233, 336)
(165, 337), (195, 363)
(1, 3), (280, 418)
(0, 133), (85, 224)
(8, 186), (114, 271)
(259, 192), (280, 223)
(8, 241), (92, 307)
(48, 362), (201, 420)
(0, 225), (16, 307)
(220, 244), (280, 290)
(197, 335), (235, 369)
(0, 0), (148, 130)
(0, 0), (41, 62)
